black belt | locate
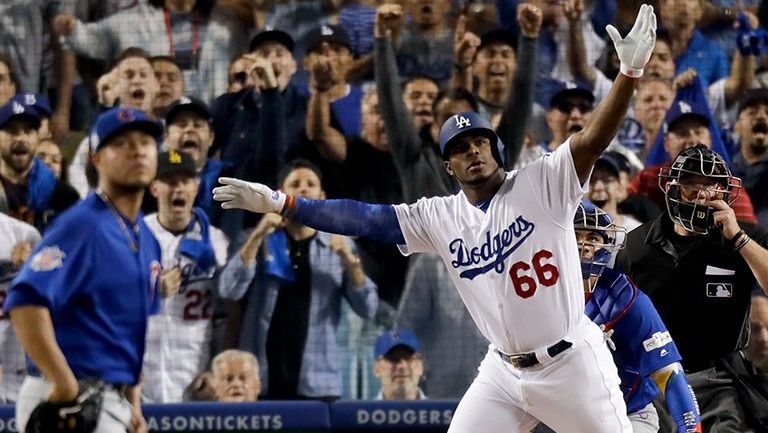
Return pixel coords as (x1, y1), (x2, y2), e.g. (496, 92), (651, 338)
(497, 340), (573, 369)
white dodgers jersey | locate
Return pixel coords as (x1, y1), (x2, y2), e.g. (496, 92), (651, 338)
(0, 213), (41, 402)
(143, 214), (228, 402)
(394, 140), (587, 354)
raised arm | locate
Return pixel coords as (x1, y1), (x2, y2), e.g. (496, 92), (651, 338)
(306, 45), (348, 163)
(725, 13), (759, 106)
(374, 4), (423, 165)
(570, 4), (656, 183)
(499, 3), (541, 170)
(450, 15), (479, 91)
(213, 178), (405, 244)
(563, 0), (597, 87)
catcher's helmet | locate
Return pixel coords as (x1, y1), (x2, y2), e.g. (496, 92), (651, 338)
(658, 144), (742, 235)
(438, 112), (504, 167)
(573, 200), (625, 292)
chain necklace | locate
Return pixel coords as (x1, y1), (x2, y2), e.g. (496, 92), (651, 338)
(96, 189), (139, 253)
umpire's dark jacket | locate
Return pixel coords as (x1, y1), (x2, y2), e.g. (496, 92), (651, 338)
(615, 213), (768, 373)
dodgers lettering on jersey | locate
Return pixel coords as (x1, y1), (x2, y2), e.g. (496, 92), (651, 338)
(587, 268), (682, 414)
(394, 140), (588, 354)
(142, 213), (228, 403)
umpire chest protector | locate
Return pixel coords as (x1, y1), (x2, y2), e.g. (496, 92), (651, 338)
(616, 214), (768, 373)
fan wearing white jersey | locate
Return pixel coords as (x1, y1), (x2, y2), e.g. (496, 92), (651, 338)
(214, 5), (656, 432)
(144, 151), (228, 403)
(0, 213), (40, 403)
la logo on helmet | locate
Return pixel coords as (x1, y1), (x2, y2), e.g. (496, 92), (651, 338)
(455, 115), (471, 129)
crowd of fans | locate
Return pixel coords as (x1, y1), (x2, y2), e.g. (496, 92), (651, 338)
(2, 0), (768, 428)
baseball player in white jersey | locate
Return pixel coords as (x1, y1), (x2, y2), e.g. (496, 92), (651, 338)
(143, 151), (228, 402)
(0, 212), (40, 403)
(214, 5), (656, 432)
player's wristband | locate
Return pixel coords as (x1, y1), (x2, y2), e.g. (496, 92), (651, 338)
(280, 194), (296, 216)
(619, 63), (644, 78)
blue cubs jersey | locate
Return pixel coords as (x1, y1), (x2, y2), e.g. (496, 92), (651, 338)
(586, 267), (682, 413)
(3, 193), (161, 385)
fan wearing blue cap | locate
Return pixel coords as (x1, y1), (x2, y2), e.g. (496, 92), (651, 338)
(0, 99), (79, 231)
(373, 329), (425, 401)
(4, 106), (163, 432)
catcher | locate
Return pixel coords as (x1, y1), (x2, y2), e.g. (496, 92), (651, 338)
(3, 108), (163, 433)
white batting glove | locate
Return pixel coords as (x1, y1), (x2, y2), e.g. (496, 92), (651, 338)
(606, 4), (656, 78)
(213, 177), (287, 213)
(599, 324), (617, 351)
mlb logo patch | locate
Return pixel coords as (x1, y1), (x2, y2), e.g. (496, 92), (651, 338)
(706, 283), (733, 298)
(30, 246), (66, 272)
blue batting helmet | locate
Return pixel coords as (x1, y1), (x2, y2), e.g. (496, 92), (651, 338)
(573, 200), (625, 291)
(438, 112), (504, 167)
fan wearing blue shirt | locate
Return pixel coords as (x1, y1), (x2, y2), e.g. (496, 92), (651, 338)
(3, 107), (163, 433)
(538, 201), (703, 433)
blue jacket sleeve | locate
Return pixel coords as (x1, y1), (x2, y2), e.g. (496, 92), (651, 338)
(292, 198), (406, 244)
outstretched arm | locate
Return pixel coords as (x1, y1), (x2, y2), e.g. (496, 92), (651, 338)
(569, 4), (656, 184)
(213, 178), (405, 244)
(650, 363), (702, 433)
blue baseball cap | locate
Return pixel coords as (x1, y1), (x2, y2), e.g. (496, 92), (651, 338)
(374, 329), (420, 358)
(88, 107), (163, 153)
(0, 100), (41, 130)
(546, 80), (595, 111)
(438, 111), (505, 166)
(11, 93), (51, 118)
(663, 98), (711, 134)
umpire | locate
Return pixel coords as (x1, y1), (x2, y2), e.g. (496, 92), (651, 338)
(3, 107), (163, 433)
(616, 145), (768, 433)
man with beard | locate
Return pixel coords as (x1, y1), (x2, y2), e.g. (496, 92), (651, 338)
(4, 107), (161, 433)
(150, 56), (185, 118)
(0, 100), (79, 232)
(732, 89), (768, 227)
(373, 329), (426, 400)
(68, 47), (159, 198)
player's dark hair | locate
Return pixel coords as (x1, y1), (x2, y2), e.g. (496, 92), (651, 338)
(0, 53), (20, 89)
(111, 47), (152, 70)
(432, 88), (480, 113)
(277, 158), (324, 188)
(149, 55), (183, 71)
